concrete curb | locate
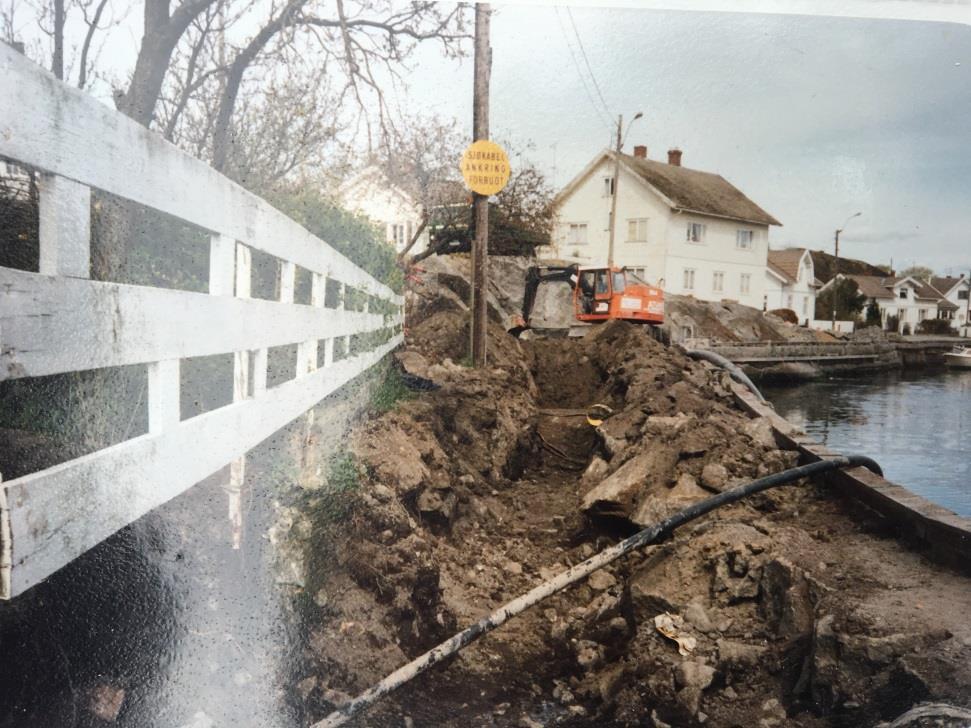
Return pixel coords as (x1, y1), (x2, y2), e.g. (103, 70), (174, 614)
(730, 382), (971, 570)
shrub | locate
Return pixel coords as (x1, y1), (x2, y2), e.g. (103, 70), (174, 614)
(916, 318), (956, 336)
(902, 323), (912, 335)
(886, 314), (899, 332)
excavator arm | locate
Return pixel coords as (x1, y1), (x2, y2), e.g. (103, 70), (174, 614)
(509, 265), (578, 336)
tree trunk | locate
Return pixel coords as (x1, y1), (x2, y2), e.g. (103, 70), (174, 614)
(211, 0), (305, 173)
(116, 0), (212, 127)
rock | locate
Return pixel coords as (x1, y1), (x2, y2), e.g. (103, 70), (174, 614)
(759, 698), (787, 727)
(518, 716), (543, 728)
(684, 598), (715, 633)
(416, 487), (457, 523)
(296, 676), (317, 700)
(89, 685), (125, 722)
(588, 570), (617, 591)
(700, 463), (729, 492)
(371, 483), (394, 501)
(597, 664), (628, 702)
(759, 558), (813, 641)
(676, 660), (716, 691)
(712, 553), (760, 603)
(582, 447), (679, 520)
(743, 417), (778, 449)
(717, 639), (766, 671)
(575, 640), (605, 671)
(629, 578), (679, 615)
(582, 456), (610, 485)
(504, 560), (523, 575)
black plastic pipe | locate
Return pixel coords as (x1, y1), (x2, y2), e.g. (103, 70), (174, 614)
(311, 454), (882, 727)
(685, 348), (767, 403)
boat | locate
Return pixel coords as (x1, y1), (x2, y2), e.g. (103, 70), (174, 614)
(943, 345), (971, 369)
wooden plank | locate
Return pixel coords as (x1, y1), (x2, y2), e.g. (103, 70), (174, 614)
(0, 334), (403, 599)
(147, 359), (180, 434)
(209, 233), (236, 296)
(38, 174), (90, 278)
(0, 43), (401, 303)
(0, 268), (398, 380)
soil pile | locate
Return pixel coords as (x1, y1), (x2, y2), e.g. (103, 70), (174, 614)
(295, 295), (971, 727)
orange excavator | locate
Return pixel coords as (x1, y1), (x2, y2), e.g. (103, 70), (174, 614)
(508, 264), (664, 337)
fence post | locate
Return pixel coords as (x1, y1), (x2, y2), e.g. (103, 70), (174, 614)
(297, 273), (323, 377)
(38, 175), (90, 278)
(147, 359), (180, 434)
(209, 233), (235, 296)
(227, 243), (255, 550)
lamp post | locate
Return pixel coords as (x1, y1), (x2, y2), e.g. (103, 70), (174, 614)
(606, 111), (643, 268)
(831, 211), (862, 331)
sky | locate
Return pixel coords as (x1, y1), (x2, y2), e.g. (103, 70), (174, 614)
(397, 4), (971, 275)
(7, 1), (971, 275)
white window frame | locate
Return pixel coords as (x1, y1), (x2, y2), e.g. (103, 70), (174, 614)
(627, 218), (648, 243)
(686, 222), (706, 244)
(740, 273), (751, 295)
(736, 229), (754, 250)
(683, 268), (696, 290)
(603, 177), (615, 197)
(712, 270), (725, 293)
(566, 222), (588, 245)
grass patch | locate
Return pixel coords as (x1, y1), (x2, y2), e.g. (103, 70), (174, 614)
(369, 363), (416, 414)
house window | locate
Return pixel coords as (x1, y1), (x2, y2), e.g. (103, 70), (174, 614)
(567, 223), (588, 245)
(736, 230), (753, 249)
(802, 297), (809, 315)
(627, 218), (648, 242)
(686, 222), (706, 243)
(628, 267), (646, 281)
(899, 289), (908, 299)
(391, 224), (406, 248)
(740, 273), (751, 295)
(959, 290), (969, 300)
(918, 308), (927, 321)
(712, 271), (725, 293)
(787, 294), (794, 309)
(603, 177), (615, 197)
(683, 268), (696, 290)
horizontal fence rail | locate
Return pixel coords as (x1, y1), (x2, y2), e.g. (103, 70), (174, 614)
(0, 43), (404, 599)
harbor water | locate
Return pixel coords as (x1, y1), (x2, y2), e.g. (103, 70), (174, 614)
(763, 367), (971, 517)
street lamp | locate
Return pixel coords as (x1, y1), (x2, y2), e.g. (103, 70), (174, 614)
(832, 211), (862, 330)
(607, 111), (644, 268)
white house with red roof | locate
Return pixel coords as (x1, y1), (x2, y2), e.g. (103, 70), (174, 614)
(765, 248), (819, 323)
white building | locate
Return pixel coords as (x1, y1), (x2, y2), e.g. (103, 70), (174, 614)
(765, 248), (819, 324)
(338, 166), (430, 254)
(546, 146), (781, 310)
(821, 274), (962, 333)
(931, 275), (971, 334)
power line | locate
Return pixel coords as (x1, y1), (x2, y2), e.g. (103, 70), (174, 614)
(553, 6), (614, 136)
(566, 6), (613, 124)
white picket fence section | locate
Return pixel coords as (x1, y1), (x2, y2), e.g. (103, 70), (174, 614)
(0, 43), (404, 599)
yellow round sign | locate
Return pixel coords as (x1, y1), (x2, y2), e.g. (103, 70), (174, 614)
(460, 140), (511, 196)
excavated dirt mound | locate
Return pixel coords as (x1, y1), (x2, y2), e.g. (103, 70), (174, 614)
(295, 304), (971, 727)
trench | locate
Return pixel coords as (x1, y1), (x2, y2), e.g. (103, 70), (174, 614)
(307, 319), (971, 728)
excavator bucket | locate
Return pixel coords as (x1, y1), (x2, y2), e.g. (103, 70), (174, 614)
(507, 314), (530, 337)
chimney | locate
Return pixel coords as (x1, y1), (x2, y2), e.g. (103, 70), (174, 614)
(633, 145), (647, 159)
(667, 148), (683, 166)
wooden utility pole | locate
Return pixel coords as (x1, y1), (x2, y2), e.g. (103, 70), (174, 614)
(607, 114), (622, 269)
(470, 3), (491, 367)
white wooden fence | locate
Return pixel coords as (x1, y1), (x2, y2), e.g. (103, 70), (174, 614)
(0, 43), (403, 599)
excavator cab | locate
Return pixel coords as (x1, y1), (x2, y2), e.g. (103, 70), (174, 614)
(509, 264), (664, 337)
(574, 266), (664, 326)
